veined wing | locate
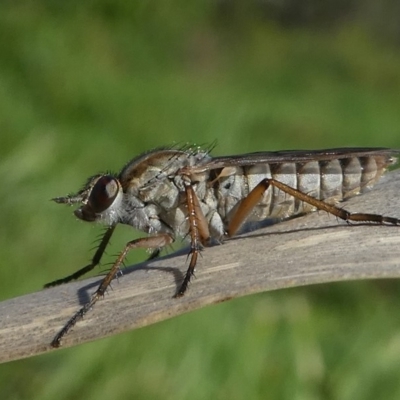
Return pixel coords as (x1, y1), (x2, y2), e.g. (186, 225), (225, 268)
(189, 147), (399, 173)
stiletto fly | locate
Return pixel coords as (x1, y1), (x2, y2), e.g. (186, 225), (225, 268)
(47, 146), (400, 347)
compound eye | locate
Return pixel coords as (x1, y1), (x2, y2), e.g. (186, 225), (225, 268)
(88, 176), (120, 213)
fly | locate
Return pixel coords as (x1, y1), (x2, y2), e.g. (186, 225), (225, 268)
(47, 146), (400, 347)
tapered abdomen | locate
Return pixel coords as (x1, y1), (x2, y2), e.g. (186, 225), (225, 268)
(215, 154), (395, 223)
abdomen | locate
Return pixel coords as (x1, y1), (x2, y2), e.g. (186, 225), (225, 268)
(214, 154), (392, 224)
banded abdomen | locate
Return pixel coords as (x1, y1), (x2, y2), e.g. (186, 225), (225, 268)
(215, 153), (396, 224)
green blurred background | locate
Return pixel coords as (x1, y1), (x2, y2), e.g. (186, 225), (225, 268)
(1, 1), (400, 399)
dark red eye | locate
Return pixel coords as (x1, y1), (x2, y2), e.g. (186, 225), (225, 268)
(88, 176), (119, 213)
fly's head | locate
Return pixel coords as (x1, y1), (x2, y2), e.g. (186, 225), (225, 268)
(53, 174), (124, 225)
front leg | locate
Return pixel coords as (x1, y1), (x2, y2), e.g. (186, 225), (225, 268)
(44, 225), (116, 288)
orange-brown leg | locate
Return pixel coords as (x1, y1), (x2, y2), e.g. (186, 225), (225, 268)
(51, 233), (173, 348)
(175, 181), (210, 297)
(227, 178), (400, 237)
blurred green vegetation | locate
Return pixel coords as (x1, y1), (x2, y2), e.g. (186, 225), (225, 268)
(1, 1), (400, 400)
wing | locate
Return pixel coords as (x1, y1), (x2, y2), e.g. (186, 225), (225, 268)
(190, 147), (399, 173)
